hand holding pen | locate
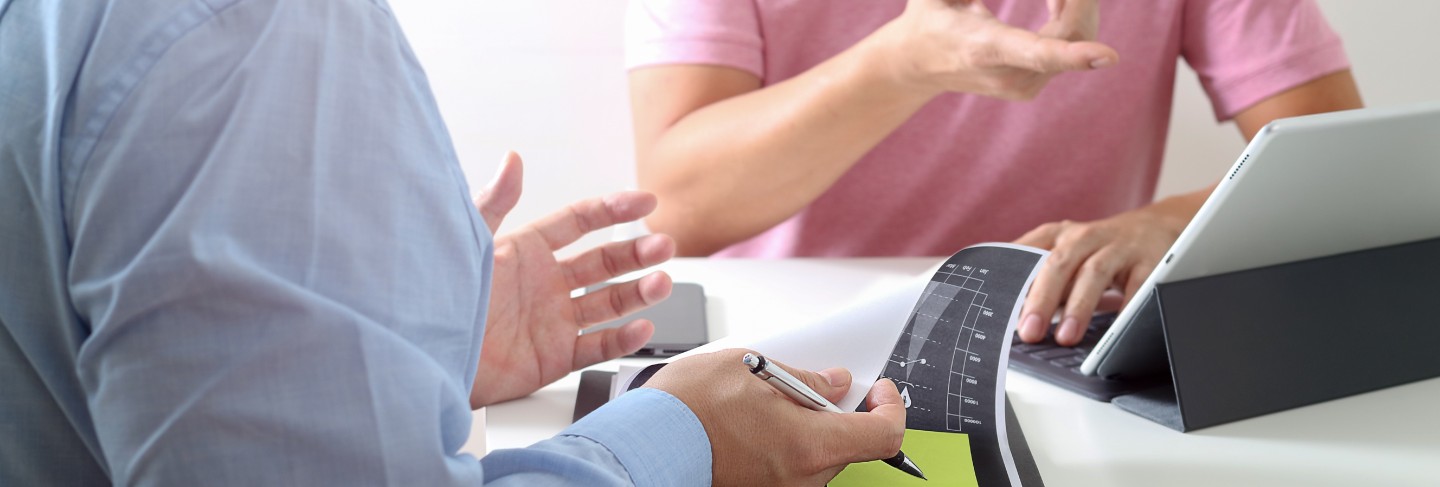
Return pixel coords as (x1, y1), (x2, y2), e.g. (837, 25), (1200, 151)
(639, 349), (907, 486)
(744, 353), (927, 480)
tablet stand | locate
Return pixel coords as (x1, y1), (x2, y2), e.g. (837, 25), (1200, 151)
(1110, 236), (1440, 431)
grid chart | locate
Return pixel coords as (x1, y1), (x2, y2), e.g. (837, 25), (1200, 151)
(936, 264), (994, 432)
(884, 259), (1005, 434)
(872, 244), (1046, 486)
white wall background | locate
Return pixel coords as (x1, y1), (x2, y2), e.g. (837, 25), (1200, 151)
(1159, 1), (1440, 198)
(391, 1), (1440, 253)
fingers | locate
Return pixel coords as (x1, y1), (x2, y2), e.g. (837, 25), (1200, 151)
(1096, 288), (1126, 313)
(1019, 214), (1175, 345)
(528, 191), (658, 251)
(815, 368), (853, 403)
(1122, 261), (1155, 305)
(650, 350), (906, 484)
(1052, 0), (1092, 28)
(822, 379), (907, 464)
(1046, 0), (1063, 18)
(560, 233), (676, 290)
(1014, 221), (1063, 249)
(1017, 222), (1071, 342)
(770, 359), (854, 405)
(1040, 0), (1099, 41)
(1056, 246), (1126, 346)
(985, 26), (1117, 72)
(573, 271), (673, 326)
(474, 151), (524, 234)
(572, 320), (654, 370)
(1019, 220), (1105, 342)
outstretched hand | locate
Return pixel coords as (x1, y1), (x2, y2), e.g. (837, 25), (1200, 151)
(880, 0), (1118, 100)
(470, 152), (676, 407)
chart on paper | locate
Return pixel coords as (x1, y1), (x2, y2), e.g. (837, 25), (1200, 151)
(875, 244), (1045, 486)
(886, 258), (1015, 431)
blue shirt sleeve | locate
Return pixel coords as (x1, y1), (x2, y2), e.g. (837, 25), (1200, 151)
(488, 389), (712, 486)
(56, 0), (710, 485)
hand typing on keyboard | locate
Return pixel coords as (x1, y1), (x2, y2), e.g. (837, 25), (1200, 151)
(1011, 201), (1198, 346)
(1008, 313), (1156, 401)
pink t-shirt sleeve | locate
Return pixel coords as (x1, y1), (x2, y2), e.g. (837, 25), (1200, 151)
(1183, 0), (1351, 121)
(624, 0), (764, 77)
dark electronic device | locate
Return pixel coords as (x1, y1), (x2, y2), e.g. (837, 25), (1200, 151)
(582, 282), (708, 357)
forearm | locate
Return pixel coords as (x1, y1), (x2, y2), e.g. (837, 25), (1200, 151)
(1142, 183), (1216, 234)
(636, 25), (938, 255)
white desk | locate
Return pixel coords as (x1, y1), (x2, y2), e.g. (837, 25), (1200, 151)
(467, 258), (1440, 486)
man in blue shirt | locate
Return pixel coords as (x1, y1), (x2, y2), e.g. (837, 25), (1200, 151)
(0, 0), (905, 485)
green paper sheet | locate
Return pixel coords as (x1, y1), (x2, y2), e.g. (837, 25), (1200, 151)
(829, 429), (978, 487)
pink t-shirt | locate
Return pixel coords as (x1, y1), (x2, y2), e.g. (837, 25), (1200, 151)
(626, 0), (1350, 257)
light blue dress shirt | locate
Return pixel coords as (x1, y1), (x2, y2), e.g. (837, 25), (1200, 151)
(0, 0), (710, 485)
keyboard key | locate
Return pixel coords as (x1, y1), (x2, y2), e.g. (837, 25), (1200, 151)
(1012, 342), (1054, 353)
(1049, 356), (1085, 368)
(1031, 347), (1081, 360)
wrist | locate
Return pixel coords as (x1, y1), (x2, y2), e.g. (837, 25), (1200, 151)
(851, 19), (946, 103)
(1144, 189), (1211, 235)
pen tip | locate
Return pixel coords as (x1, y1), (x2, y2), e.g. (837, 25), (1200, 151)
(907, 458), (926, 480)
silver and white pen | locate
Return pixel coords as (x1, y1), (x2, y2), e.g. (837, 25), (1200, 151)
(742, 353), (927, 481)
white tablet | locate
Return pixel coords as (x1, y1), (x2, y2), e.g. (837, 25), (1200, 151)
(1081, 102), (1440, 377)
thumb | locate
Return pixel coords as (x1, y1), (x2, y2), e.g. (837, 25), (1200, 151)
(819, 378), (908, 465)
(866, 378), (905, 413)
(772, 361), (853, 407)
(474, 151), (524, 234)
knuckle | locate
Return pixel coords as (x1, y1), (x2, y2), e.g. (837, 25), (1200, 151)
(1079, 256), (1112, 276)
(565, 205), (590, 233)
(608, 288), (627, 315)
(1047, 248), (1076, 269)
(602, 329), (625, 357)
(965, 37), (1004, 68)
(1065, 224), (1102, 244)
(600, 247), (623, 276)
(573, 303), (595, 326)
(800, 372), (827, 393)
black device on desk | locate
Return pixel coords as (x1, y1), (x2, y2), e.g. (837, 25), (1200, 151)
(582, 282), (708, 357)
(1008, 103), (1440, 431)
(1008, 313), (1162, 402)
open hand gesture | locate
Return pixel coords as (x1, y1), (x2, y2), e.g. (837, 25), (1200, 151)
(469, 152), (676, 407)
(882, 0), (1118, 100)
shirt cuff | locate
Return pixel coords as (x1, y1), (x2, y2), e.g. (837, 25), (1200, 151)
(1206, 41), (1352, 121)
(625, 37), (765, 78)
(560, 388), (712, 486)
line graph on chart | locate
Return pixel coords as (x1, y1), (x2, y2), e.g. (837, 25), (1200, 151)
(884, 262), (1006, 434)
(870, 244), (1046, 486)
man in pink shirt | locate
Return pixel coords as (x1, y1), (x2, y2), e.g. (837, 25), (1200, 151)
(626, 0), (1362, 346)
